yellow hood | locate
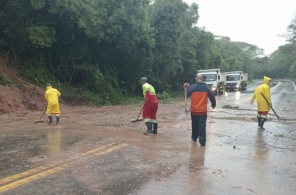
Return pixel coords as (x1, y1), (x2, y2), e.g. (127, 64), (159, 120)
(263, 76), (271, 85)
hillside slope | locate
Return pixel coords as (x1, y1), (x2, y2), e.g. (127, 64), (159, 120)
(0, 56), (46, 114)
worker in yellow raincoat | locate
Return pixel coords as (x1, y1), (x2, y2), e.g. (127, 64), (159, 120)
(45, 84), (61, 124)
(251, 76), (272, 130)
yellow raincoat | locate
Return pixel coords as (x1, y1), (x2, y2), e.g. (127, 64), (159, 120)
(251, 76), (272, 112)
(45, 86), (61, 115)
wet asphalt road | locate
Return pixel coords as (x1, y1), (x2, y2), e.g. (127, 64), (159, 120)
(0, 79), (296, 195)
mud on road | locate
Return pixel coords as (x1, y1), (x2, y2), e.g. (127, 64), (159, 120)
(0, 79), (296, 195)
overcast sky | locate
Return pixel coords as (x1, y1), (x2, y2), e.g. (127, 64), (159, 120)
(184, 0), (296, 55)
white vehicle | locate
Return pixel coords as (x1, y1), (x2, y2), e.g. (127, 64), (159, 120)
(197, 69), (226, 95)
(225, 71), (248, 91)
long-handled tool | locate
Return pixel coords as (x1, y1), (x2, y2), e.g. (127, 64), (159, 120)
(34, 110), (46, 123)
(178, 86), (190, 120)
(184, 86), (189, 113)
(261, 92), (280, 119)
(131, 107), (144, 123)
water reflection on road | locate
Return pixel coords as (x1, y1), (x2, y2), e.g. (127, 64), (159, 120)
(46, 130), (61, 156)
(187, 145), (206, 194)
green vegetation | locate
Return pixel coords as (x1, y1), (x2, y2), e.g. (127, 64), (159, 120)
(0, 0), (277, 105)
(157, 91), (170, 100)
(254, 15), (296, 79)
(0, 75), (10, 85)
(222, 104), (239, 109)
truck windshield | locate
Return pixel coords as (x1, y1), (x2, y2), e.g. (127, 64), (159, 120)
(226, 75), (240, 81)
(202, 74), (217, 81)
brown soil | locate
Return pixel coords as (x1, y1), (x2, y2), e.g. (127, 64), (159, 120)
(0, 85), (46, 114)
(0, 55), (46, 114)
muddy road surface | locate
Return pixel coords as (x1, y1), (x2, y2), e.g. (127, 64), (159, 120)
(0, 79), (296, 195)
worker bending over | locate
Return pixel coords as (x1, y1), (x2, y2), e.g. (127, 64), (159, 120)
(139, 77), (158, 135)
(45, 84), (61, 125)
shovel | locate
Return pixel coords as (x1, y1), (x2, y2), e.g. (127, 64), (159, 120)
(131, 107), (144, 123)
(261, 92), (280, 119)
(178, 86), (190, 119)
(184, 87), (189, 113)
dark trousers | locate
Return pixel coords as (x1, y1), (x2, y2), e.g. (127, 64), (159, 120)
(191, 114), (207, 145)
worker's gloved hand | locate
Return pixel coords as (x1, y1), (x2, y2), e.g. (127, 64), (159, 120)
(269, 103), (272, 107)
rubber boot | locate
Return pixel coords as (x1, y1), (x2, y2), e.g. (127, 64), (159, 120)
(143, 122), (153, 135)
(48, 116), (52, 124)
(153, 123), (158, 134)
(259, 119), (266, 130)
(56, 116), (60, 125)
(257, 116), (261, 128)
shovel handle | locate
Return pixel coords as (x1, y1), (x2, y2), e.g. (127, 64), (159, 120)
(136, 107), (144, 120)
(260, 92), (280, 119)
(39, 110), (46, 120)
(184, 86), (188, 112)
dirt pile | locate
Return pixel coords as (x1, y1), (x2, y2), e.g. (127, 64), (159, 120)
(0, 55), (46, 114)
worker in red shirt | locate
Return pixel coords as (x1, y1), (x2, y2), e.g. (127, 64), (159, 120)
(139, 77), (158, 135)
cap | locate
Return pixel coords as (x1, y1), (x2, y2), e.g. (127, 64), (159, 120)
(139, 77), (147, 82)
(47, 83), (52, 86)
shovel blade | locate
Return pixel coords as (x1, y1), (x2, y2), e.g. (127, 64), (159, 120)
(178, 109), (190, 119)
(34, 120), (44, 124)
(131, 118), (143, 123)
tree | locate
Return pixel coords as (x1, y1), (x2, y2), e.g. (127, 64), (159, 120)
(149, 0), (188, 90)
(286, 14), (296, 44)
(263, 14), (296, 79)
(216, 36), (258, 78)
(0, 0), (269, 105)
(268, 44), (296, 78)
(0, 0), (155, 103)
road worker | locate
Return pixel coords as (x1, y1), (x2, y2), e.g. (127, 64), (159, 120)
(45, 84), (61, 125)
(251, 76), (272, 130)
(139, 77), (158, 135)
(184, 73), (216, 146)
